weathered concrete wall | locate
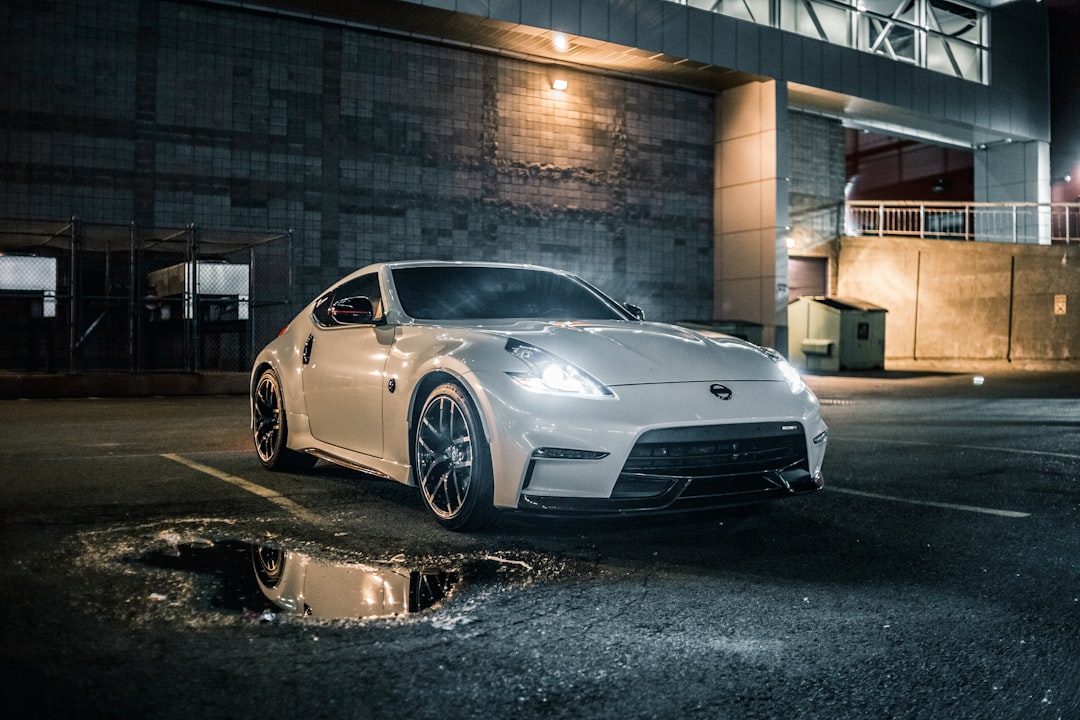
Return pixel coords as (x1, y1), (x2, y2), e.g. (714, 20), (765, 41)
(836, 236), (1080, 364)
(0, 0), (715, 327)
(1012, 250), (1080, 361)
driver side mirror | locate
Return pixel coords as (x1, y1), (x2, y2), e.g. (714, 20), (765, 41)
(329, 296), (375, 325)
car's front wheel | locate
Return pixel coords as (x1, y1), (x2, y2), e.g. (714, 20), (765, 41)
(252, 368), (317, 472)
(414, 382), (497, 531)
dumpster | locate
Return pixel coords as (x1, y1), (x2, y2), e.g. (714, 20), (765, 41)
(787, 296), (886, 371)
(676, 319), (764, 345)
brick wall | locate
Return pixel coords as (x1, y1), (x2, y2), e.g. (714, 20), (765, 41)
(1, 0), (715, 327)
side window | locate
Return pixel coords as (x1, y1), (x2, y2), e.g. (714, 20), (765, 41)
(312, 273), (383, 328)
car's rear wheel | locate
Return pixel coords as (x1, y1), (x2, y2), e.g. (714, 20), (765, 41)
(414, 382), (497, 531)
(252, 368), (317, 472)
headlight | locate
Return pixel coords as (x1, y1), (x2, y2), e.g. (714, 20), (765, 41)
(505, 339), (614, 397)
(759, 346), (807, 395)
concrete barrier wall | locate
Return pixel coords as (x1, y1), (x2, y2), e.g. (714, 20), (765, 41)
(835, 236), (1080, 364)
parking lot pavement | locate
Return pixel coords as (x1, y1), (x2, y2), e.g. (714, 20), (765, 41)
(805, 366), (1080, 400)
(2, 373), (1079, 719)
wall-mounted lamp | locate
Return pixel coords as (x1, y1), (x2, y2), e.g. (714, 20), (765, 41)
(976, 137), (1016, 151)
(551, 78), (568, 91)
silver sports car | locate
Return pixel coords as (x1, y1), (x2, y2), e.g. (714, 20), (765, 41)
(251, 261), (827, 530)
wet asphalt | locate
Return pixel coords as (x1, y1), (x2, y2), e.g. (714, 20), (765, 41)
(1, 368), (1078, 719)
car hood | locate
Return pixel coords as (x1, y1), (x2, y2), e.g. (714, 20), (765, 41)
(474, 320), (786, 386)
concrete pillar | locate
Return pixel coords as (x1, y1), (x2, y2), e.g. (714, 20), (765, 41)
(974, 140), (1051, 244)
(714, 80), (790, 352)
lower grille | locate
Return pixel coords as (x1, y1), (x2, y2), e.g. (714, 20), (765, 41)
(612, 422), (809, 500)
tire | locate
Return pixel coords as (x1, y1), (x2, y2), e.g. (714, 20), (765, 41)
(252, 545), (286, 589)
(413, 382), (497, 531)
(252, 368), (317, 472)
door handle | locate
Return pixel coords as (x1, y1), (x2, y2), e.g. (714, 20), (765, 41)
(302, 334), (314, 365)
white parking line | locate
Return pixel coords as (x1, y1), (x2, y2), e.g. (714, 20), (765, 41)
(841, 436), (1080, 462)
(828, 486), (1030, 518)
(162, 453), (321, 525)
(825, 435), (1079, 518)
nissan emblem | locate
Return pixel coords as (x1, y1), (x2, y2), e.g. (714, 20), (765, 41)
(709, 383), (733, 400)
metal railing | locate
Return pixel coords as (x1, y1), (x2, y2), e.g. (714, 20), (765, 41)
(844, 201), (1080, 245)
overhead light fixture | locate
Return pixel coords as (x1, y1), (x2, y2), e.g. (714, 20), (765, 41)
(551, 78), (568, 91)
(552, 33), (569, 53)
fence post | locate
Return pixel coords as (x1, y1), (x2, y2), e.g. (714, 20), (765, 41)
(129, 221), (137, 372)
(69, 216), (81, 373)
(248, 243), (256, 371)
(187, 223), (200, 373)
(287, 228), (296, 309)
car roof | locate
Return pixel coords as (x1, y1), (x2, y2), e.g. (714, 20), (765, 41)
(365, 260), (569, 274)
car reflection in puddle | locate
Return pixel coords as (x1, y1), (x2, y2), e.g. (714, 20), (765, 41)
(251, 544), (456, 620)
(145, 540), (457, 621)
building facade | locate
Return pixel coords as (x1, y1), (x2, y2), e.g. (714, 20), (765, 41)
(0, 0), (1052, 357)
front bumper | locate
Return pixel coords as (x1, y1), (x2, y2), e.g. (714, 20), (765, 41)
(517, 420), (825, 515)
(471, 374), (828, 512)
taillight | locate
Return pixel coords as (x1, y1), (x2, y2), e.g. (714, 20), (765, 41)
(277, 325), (289, 337)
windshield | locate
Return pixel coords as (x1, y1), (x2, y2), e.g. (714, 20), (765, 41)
(391, 266), (630, 321)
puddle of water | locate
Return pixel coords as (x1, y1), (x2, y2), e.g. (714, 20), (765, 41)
(142, 540), (457, 621)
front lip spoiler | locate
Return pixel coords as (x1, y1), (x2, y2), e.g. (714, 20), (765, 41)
(517, 470), (824, 516)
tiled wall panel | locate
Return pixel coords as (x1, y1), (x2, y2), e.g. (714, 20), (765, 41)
(0, 0), (715, 322)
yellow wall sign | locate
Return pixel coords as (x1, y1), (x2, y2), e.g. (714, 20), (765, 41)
(1054, 294), (1067, 316)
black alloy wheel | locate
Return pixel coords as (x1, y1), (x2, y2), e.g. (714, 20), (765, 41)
(414, 382), (497, 531)
(252, 368), (317, 472)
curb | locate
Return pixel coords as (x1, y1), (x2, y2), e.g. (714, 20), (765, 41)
(0, 372), (249, 399)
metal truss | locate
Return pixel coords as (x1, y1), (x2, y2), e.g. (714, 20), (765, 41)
(673, 0), (988, 83)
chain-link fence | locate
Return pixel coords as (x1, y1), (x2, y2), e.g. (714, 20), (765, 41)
(0, 218), (295, 374)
